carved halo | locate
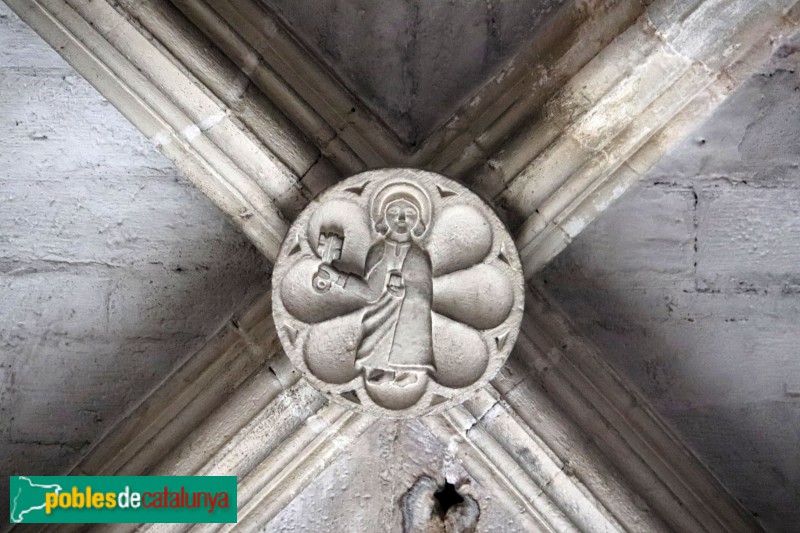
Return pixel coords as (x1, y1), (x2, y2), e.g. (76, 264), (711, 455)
(370, 180), (432, 237)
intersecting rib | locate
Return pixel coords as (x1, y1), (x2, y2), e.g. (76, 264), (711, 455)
(8, 0), (798, 530)
(4, 0), (339, 262)
(23, 292), (374, 533)
(484, 285), (760, 532)
(423, 282), (761, 531)
(499, 0), (800, 277)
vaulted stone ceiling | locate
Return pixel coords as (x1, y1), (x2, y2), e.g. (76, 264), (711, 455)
(1, 0), (799, 532)
(266, 419), (527, 532)
(0, 0), (271, 505)
(262, 0), (567, 145)
(540, 41), (800, 530)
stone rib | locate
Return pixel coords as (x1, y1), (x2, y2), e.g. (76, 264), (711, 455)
(422, 408), (567, 533)
(4, 0), (331, 262)
(491, 285), (761, 532)
(184, 0), (394, 170)
(496, 0), (800, 277)
(424, 390), (667, 533)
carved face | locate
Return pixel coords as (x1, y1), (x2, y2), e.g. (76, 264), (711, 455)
(384, 199), (419, 235)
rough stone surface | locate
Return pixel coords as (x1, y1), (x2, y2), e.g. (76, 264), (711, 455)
(266, 419), (526, 533)
(5, 0), (800, 529)
(262, 0), (567, 146)
(273, 169), (524, 416)
(0, 0), (270, 518)
(539, 36), (800, 533)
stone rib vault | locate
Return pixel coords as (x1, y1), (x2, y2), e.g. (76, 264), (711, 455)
(2, 0), (799, 531)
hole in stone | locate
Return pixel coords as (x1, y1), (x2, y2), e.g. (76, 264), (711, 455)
(436, 184), (457, 198)
(345, 181), (370, 195)
(401, 477), (480, 532)
(497, 243), (511, 265)
(283, 325), (298, 345)
(430, 394), (448, 406)
(434, 482), (464, 516)
(495, 331), (508, 350)
(340, 390), (361, 404)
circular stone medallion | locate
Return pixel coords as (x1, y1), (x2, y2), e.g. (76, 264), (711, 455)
(272, 169), (524, 417)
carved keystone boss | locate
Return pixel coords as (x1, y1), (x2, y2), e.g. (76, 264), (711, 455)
(273, 169), (524, 417)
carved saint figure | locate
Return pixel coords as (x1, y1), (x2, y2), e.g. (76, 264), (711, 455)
(313, 183), (435, 404)
(273, 170), (524, 416)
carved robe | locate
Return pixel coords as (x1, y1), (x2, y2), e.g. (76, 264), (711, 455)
(355, 240), (434, 373)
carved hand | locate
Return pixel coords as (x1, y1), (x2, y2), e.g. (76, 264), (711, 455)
(386, 271), (405, 297)
(312, 263), (342, 293)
